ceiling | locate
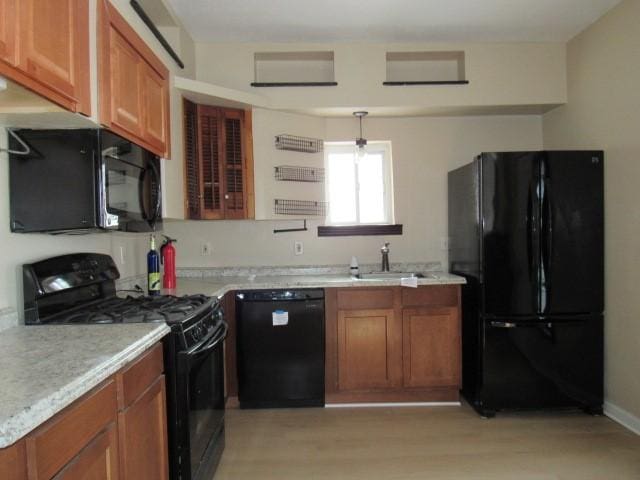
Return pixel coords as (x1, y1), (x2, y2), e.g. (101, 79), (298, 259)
(165, 0), (622, 43)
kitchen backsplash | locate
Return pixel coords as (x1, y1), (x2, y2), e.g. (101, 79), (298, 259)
(177, 261), (442, 278)
(0, 308), (18, 332)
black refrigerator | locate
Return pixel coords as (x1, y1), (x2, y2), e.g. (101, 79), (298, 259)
(448, 151), (604, 417)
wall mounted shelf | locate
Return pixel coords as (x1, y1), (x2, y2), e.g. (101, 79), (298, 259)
(383, 80), (469, 86)
(385, 51), (467, 84)
(275, 165), (325, 183)
(275, 134), (323, 153)
(274, 199), (327, 216)
(251, 82), (338, 87)
(254, 51), (336, 86)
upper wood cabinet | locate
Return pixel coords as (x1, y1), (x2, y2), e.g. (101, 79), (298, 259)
(183, 100), (255, 220)
(0, 0), (90, 115)
(99, 0), (170, 158)
(0, 0), (17, 65)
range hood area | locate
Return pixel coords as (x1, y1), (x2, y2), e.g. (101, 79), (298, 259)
(0, 78), (95, 129)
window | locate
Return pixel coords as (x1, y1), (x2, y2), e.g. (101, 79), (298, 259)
(325, 142), (394, 225)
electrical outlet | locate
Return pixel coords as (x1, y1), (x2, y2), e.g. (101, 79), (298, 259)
(440, 237), (449, 250)
(294, 241), (304, 255)
(201, 242), (212, 256)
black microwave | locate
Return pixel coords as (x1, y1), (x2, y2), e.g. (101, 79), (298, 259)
(9, 128), (162, 233)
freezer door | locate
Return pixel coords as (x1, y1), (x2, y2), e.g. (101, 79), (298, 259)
(541, 152), (604, 314)
(480, 317), (603, 413)
(482, 152), (541, 315)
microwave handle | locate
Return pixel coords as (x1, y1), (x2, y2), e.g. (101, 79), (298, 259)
(139, 161), (161, 224)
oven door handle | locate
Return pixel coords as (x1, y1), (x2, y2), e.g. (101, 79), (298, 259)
(185, 320), (228, 360)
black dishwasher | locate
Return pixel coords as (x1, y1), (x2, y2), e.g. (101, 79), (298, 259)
(236, 289), (325, 408)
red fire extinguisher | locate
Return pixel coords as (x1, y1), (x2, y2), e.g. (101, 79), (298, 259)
(160, 236), (177, 290)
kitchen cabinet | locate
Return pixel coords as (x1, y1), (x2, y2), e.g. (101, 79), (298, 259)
(0, 342), (168, 479)
(0, 0), (90, 115)
(116, 343), (169, 480)
(25, 380), (119, 480)
(183, 100), (255, 220)
(337, 308), (401, 390)
(326, 285), (461, 403)
(99, 0), (170, 158)
(402, 307), (461, 388)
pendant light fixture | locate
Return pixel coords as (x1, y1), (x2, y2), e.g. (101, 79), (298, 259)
(353, 111), (368, 153)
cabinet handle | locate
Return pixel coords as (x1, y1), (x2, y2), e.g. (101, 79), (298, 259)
(224, 194), (229, 199)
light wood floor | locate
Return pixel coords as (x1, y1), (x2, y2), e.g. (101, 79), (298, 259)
(213, 403), (640, 479)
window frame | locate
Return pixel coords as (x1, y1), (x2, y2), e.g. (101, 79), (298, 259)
(324, 140), (394, 226)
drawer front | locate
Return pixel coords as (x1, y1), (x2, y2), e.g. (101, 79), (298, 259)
(117, 343), (164, 410)
(401, 285), (459, 307)
(336, 288), (395, 310)
(26, 380), (117, 480)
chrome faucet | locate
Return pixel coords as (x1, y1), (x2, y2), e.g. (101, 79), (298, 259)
(381, 242), (390, 272)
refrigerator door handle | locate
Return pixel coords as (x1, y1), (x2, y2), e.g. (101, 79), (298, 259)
(490, 321), (518, 328)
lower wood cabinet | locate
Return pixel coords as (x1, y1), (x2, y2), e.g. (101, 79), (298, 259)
(0, 342), (168, 480)
(326, 285), (461, 403)
(337, 309), (401, 390)
(53, 425), (119, 480)
(117, 377), (168, 480)
(402, 307), (461, 388)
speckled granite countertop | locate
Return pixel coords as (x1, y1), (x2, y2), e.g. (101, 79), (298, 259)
(167, 271), (466, 299)
(0, 323), (170, 448)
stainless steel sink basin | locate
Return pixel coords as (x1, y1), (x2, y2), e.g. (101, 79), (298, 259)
(356, 272), (427, 280)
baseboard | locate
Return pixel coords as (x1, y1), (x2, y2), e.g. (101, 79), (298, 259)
(604, 401), (640, 435)
(325, 402), (461, 408)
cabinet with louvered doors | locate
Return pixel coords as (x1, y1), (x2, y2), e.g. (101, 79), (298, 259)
(183, 99), (255, 220)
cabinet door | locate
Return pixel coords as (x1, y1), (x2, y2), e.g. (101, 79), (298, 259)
(222, 110), (247, 219)
(197, 105), (224, 219)
(141, 62), (169, 155)
(337, 309), (399, 390)
(0, 0), (16, 65)
(53, 425), (119, 480)
(109, 29), (144, 138)
(402, 307), (461, 388)
(18, 0), (90, 114)
(118, 376), (169, 480)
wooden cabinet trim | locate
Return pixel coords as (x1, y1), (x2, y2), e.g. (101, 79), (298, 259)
(116, 343), (164, 410)
(25, 380), (117, 480)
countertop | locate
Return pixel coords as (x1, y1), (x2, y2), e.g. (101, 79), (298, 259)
(0, 323), (170, 448)
(0, 270), (463, 449)
(167, 272), (466, 299)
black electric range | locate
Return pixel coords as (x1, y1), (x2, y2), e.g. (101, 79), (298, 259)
(22, 253), (227, 480)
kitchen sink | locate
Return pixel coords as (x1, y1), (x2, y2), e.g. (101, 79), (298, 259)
(356, 272), (433, 280)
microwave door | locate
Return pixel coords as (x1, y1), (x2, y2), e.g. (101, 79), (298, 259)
(103, 151), (147, 230)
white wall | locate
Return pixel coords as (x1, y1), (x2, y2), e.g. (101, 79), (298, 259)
(164, 112), (543, 268)
(194, 42), (567, 114)
(542, 0), (640, 422)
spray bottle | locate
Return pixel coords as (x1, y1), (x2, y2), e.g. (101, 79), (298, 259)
(147, 234), (161, 296)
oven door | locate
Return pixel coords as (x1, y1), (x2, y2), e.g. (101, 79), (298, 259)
(177, 321), (228, 480)
(99, 130), (162, 232)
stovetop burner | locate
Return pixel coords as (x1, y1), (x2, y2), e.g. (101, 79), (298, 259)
(45, 294), (215, 325)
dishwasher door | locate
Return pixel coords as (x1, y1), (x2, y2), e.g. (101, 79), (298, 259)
(236, 289), (325, 408)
